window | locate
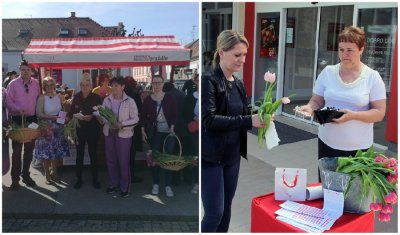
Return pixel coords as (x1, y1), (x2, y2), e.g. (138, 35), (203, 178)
(18, 29), (29, 36)
(78, 28), (88, 36)
(59, 28), (69, 36)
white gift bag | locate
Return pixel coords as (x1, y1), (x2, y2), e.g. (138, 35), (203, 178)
(265, 122), (280, 150)
(275, 168), (307, 201)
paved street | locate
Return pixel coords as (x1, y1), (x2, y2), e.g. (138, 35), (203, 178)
(3, 217), (198, 232)
(2, 152), (199, 233)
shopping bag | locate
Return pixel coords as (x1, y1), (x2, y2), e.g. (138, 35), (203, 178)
(265, 122), (280, 150)
(275, 168), (307, 201)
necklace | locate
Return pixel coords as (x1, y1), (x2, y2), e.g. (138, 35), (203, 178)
(225, 79), (234, 90)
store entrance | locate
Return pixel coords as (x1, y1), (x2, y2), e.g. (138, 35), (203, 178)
(282, 5), (354, 118)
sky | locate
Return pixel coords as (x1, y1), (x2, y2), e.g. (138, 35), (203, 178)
(2, 1), (199, 46)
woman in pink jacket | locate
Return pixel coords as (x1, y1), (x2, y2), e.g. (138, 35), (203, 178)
(99, 76), (139, 198)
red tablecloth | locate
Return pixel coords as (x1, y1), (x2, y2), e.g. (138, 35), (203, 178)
(251, 193), (374, 233)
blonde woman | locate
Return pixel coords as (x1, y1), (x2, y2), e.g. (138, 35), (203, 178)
(67, 77), (102, 189)
(201, 30), (264, 232)
(34, 77), (70, 184)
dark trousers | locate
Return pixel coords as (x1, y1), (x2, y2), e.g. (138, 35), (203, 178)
(11, 140), (35, 182)
(9, 115), (37, 182)
(151, 132), (176, 186)
(76, 128), (99, 180)
(318, 138), (368, 182)
(201, 160), (240, 232)
(3, 133), (10, 176)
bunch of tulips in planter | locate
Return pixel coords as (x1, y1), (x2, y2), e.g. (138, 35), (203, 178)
(336, 148), (397, 222)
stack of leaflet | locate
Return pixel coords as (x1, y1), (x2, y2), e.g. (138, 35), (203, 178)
(275, 201), (340, 233)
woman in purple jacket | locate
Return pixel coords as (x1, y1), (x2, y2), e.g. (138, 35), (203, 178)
(141, 75), (178, 197)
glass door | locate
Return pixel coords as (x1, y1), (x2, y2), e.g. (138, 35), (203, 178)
(316, 6), (354, 76)
(282, 6), (354, 117)
(282, 7), (318, 116)
(358, 7), (398, 148)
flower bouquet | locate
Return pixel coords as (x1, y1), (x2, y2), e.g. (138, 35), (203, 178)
(336, 148), (397, 222)
(63, 117), (80, 144)
(93, 105), (117, 125)
(255, 71), (294, 149)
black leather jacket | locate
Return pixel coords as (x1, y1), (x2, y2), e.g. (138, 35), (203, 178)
(201, 65), (252, 163)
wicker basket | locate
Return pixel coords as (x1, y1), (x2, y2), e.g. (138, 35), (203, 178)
(9, 128), (42, 143)
(8, 115), (42, 143)
(155, 134), (188, 171)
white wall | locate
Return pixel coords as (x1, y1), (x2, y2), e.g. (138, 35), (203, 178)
(62, 69), (80, 91)
(190, 59), (199, 70)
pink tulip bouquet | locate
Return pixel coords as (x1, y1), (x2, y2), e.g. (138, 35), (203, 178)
(336, 148), (398, 222)
(255, 71), (294, 149)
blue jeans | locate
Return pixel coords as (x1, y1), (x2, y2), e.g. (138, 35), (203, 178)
(201, 160), (240, 232)
(151, 132), (176, 186)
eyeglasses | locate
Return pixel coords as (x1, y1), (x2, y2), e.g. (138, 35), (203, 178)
(24, 84), (29, 93)
(152, 82), (164, 86)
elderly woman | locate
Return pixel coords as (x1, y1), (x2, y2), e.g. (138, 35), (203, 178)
(67, 76), (102, 189)
(34, 77), (70, 184)
(99, 76), (139, 198)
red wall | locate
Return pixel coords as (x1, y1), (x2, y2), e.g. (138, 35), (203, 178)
(385, 28), (398, 143)
(243, 2), (255, 97)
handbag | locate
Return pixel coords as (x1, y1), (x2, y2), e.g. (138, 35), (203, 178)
(147, 98), (163, 140)
(275, 168), (307, 201)
(187, 120), (199, 133)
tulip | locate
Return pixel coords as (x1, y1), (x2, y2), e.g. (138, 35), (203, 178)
(378, 212), (391, 222)
(381, 204), (393, 214)
(389, 158), (398, 167)
(264, 71), (276, 83)
(387, 175), (397, 184)
(374, 155), (385, 162)
(384, 192), (398, 204)
(370, 202), (383, 211)
(282, 97), (291, 104)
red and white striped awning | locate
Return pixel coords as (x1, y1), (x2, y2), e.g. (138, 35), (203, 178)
(22, 36), (190, 69)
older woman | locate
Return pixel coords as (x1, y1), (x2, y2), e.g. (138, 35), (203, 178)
(67, 76), (102, 189)
(34, 77), (70, 184)
(141, 75), (178, 197)
(298, 26), (386, 181)
(99, 76), (139, 198)
(201, 30), (264, 232)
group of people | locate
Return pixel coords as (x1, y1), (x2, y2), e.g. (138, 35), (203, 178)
(3, 60), (199, 199)
(201, 27), (386, 232)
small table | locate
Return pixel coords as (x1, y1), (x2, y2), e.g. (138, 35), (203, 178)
(251, 192), (374, 233)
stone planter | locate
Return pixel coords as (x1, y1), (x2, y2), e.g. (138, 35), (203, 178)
(319, 157), (373, 214)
